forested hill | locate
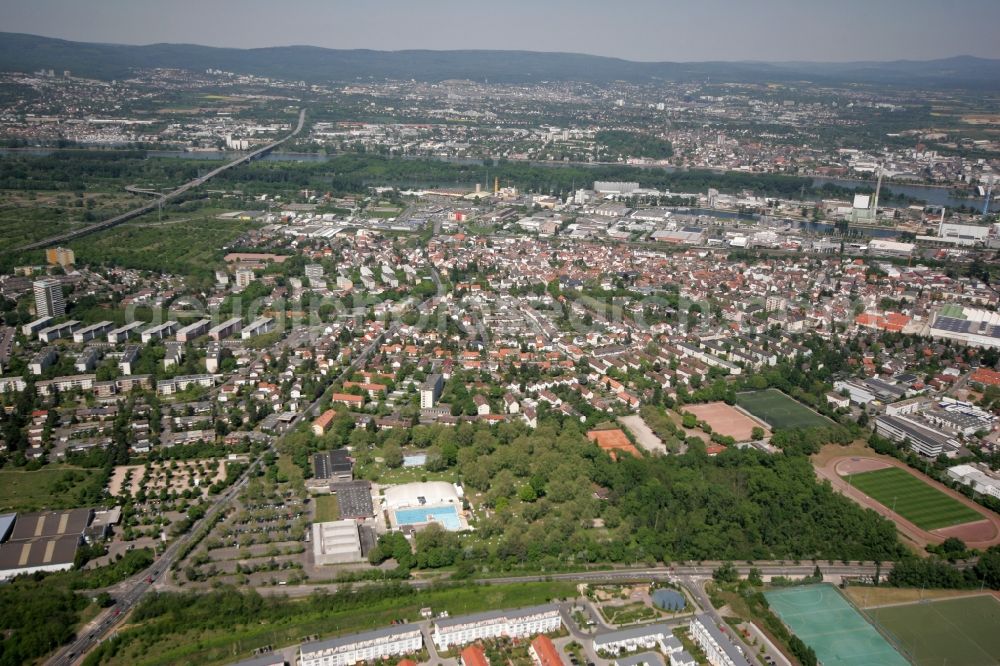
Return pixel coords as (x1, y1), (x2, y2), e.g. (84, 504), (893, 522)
(2, 32), (1000, 88)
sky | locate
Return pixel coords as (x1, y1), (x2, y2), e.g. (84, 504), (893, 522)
(3, 0), (1000, 62)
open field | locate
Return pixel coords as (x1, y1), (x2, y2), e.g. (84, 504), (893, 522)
(313, 494), (341, 522)
(843, 586), (989, 609)
(70, 212), (255, 276)
(618, 414), (667, 454)
(867, 595), (1000, 666)
(0, 467), (100, 512)
(684, 402), (769, 441)
(845, 467), (982, 530)
(736, 389), (832, 430)
(765, 584), (908, 666)
(101, 582), (577, 666)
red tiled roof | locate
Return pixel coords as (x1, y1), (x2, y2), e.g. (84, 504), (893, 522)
(531, 635), (564, 666)
(461, 645), (489, 666)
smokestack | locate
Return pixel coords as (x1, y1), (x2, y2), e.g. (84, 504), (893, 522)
(872, 164), (883, 219)
(494, 177), (499, 194)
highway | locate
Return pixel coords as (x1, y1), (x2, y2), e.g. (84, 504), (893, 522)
(20, 108), (307, 252)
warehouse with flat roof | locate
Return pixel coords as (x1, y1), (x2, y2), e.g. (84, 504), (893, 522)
(311, 519), (363, 565)
(0, 508), (94, 580)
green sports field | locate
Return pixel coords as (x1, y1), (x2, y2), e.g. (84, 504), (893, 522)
(868, 595), (1000, 666)
(735, 389), (833, 430)
(765, 584), (908, 666)
(845, 466), (982, 530)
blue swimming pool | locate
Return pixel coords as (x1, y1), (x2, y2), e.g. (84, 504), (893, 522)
(394, 504), (461, 530)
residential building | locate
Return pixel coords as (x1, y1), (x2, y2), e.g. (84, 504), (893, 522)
(461, 645), (489, 666)
(45, 247), (75, 267)
(175, 319), (211, 342)
(106, 321), (143, 343)
(530, 635), (564, 666)
(73, 321), (113, 344)
(140, 321), (179, 343)
(208, 317), (242, 341)
(242, 317), (275, 339)
(235, 268), (255, 289)
(298, 625), (423, 666)
(33, 278), (65, 318)
(594, 624), (672, 655)
(420, 374), (444, 409)
(688, 614), (750, 666)
(312, 409), (336, 437)
(432, 605), (562, 650)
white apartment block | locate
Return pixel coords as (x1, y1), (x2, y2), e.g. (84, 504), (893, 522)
(432, 604), (562, 650)
(594, 624), (672, 654)
(299, 625), (422, 666)
(689, 615), (749, 666)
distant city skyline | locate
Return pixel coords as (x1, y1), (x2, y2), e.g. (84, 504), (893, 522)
(3, 0), (1000, 63)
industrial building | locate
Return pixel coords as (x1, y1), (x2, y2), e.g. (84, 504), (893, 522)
(874, 414), (958, 457)
(928, 307), (1000, 349)
(0, 508), (94, 580)
(313, 450), (353, 482)
(299, 624), (423, 666)
(947, 463), (1000, 500)
(329, 481), (374, 519)
(432, 604), (562, 650)
(311, 519), (363, 565)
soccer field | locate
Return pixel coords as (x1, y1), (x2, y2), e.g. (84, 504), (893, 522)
(868, 595), (1000, 666)
(735, 389), (832, 430)
(845, 466), (982, 530)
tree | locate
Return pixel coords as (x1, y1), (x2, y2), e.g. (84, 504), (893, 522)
(382, 443), (403, 469)
(751, 426), (765, 441)
(713, 561), (739, 584)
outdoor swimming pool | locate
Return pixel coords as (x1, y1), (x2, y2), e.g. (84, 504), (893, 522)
(394, 504), (462, 530)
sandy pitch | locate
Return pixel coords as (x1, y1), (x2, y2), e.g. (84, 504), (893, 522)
(684, 402), (770, 441)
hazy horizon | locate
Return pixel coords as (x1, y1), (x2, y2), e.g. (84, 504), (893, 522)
(3, 0), (1000, 63)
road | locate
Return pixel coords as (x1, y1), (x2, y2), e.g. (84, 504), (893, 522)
(240, 562), (888, 598)
(59, 260), (442, 665)
(50, 468), (257, 665)
(19, 108), (307, 251)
